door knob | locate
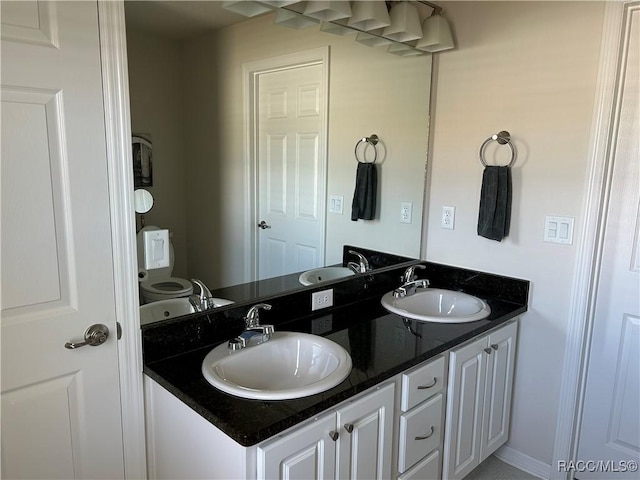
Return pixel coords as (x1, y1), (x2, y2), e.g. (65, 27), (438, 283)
(65, 324), (109, 349)
(258, 221), (271, 230)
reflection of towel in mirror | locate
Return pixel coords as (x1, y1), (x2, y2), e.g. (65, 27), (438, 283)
(351, 162), (377, 221)
(477, 166), (512, 241)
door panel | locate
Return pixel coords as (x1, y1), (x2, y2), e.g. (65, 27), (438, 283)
(257, 62), (326, 280)
(577, 4), (640, 477)
(1, 2), (125, 478)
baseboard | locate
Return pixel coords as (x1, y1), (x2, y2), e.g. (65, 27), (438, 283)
(494, 444), (552, 480)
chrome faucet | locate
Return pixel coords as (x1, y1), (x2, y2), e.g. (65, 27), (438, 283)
(347, 250), (371, 274)
(393, 265), (430, 298)
(228, 303), (274, 351)
(189, 279), (215, 312)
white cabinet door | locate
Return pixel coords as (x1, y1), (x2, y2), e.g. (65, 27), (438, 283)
(481, 321), (517, 461)
(443, 321), (518, 480)
(443, 336), (487, 480)
(258, 383), (394, 480)
(336, 383), (394, 480)
(258, 413), (337, 480)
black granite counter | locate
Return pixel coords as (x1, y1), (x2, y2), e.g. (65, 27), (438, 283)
(143, 261), (528, 446)
(209, 245), (416, 304)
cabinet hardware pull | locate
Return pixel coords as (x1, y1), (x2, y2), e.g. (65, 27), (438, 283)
(491, 344), (499, 350)
(417, 377), (437, 390)
(344, 424), (354, 433)
(483, 347), (493, 354)
(329, 431), (339, 441)
(415, 426), (435, 441)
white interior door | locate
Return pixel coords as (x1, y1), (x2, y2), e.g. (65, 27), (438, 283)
(1, 2), (125, 478)
(256, 62), (326, 280)
(577, 4), (640, 478)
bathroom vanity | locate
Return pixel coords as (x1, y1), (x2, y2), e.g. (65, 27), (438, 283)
(142, 255), (528, 480)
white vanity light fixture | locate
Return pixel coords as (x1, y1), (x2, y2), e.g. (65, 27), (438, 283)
(221, 1), (273, 17)
(304, 0), (352, 22)
(259, 0), (300, 6)
(356, 32), (393, 48)
(383, 1), (423, 42)
(416, 11), (455, 52)
(320, 21), (357, 36)
(348, 1), (391, 31)
(388, 42), (427, 57)
(274, 9), (320, 29)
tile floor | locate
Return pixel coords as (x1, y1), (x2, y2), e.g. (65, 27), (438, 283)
(464, 455), (540, 480)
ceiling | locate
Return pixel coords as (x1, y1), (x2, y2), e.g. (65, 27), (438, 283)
(124, 1), (251, 39)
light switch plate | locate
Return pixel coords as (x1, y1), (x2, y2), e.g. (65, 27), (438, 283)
(329, 195), (344, 215)
(544, 216), (574, 245)
(143, 229), (170, 269)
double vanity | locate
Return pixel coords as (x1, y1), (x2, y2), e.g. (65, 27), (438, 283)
(142, 247), (528, 479)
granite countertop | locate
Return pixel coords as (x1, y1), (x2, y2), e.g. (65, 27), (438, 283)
(143, 294), (526, 447)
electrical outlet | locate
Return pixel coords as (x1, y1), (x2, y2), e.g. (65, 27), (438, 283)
(401, 202), (413, 224)
(311, 315), (333, 335)
(311, 288), (334, 311)
(441, 206), (455, 230)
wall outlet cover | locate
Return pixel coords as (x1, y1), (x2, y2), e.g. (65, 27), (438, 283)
(441, 206), (455, 230)
(311, 288), (334, 311)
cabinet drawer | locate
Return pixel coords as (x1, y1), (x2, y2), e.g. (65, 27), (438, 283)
(397, 449), (440, 480)
(398, 393), (443, 473)
(401, 355), (445, 411)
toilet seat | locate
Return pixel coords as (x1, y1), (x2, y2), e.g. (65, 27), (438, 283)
(137, 226), (193, 303)
(140, 277), (193, 297)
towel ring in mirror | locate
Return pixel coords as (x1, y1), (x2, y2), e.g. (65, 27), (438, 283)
(354, 134), (379, 164)
(479, 130), (516, 167)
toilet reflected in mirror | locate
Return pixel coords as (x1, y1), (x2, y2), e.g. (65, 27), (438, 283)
(134, 189), (193, 305)
(136, 225), (194, 304)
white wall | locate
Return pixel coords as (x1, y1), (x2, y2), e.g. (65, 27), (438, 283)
(127, 30), (189, 278)
(182, 13), (431, 288)
(425, 1), (605, 470)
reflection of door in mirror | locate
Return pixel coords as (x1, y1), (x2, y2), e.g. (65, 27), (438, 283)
(256, 62), (326, 280)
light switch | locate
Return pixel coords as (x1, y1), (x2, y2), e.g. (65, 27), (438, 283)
(143, 229), (170, 269)
(329, 195), (344, 214)
(544, 216), (574, 245)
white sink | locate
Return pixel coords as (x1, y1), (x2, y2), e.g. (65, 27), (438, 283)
(381, 288), (491, 323)
(299, 266), (355, 286)
(140, 297), (234, 325)
(201, 332), (352, 400)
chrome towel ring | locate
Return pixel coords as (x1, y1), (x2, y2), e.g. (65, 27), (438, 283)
(479, 131), (516, 167)
(354, 134), (379, 163)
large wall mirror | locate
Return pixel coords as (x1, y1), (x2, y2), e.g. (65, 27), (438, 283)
(125, 2), (433, 297)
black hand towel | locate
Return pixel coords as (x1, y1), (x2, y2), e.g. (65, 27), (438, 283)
(477, 166), (512, 241)
(351, 162), (377, 221)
